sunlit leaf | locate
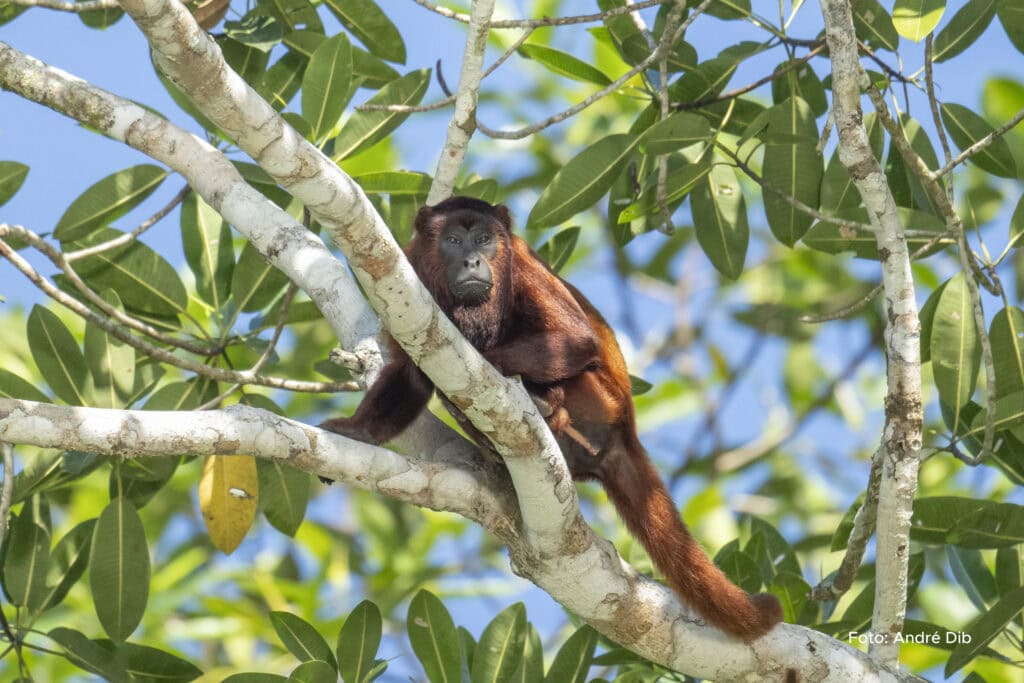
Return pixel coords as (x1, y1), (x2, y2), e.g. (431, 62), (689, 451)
(90, 497), (150, 641)
(408, 589), (461, 683)
(933, 0), (997, 62)
(941, 103), (1017, 178)
(892, 0), (946, 42)
(27, 305), (91, 406)
(518, 44), (612, 86)
(332, 69), (430, 160)
(303, 32), (353, 142)
(0, 161), (28, 207)
(528, 134), (640, 229)
(470, 602), (526, 683)
(946, 586), (1024, 675)
(931, 274), (981, 412)
(691, 160), (748, 279)
(544, 625), (597, 683)
(271, 611), (337, 670)
(323, 0), (405, 63)
(337, 600), (382, 683)
(200, 455), (259, 554)
(54, 165), (167, 243)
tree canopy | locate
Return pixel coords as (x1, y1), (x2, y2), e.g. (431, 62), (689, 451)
(0, 0), (1022, 681)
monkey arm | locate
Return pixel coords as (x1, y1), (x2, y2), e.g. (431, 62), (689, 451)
(483, 329), (600, 385)
(320, 349), (434, 445)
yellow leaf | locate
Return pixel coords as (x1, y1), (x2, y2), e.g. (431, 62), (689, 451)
(199, 455), (258, 554)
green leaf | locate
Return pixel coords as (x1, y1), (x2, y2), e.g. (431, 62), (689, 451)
(946, 586), (1024, 675)
(947, 546), (998, 611)
(181, 191), (234, 311)
(232, 241), (290, 312)
(518, 44), (611, 86)
(509, 625), (541, 683)
(998, 0), (1024, 53)
(529, 134), (640, 229)
(257, 460), (310, 537)
(714, 541), (763, 592)
(27, 305), (91, 406)
(471, 602), (526, 683)
(2, 503), (50, 612)
(941, 103), (1017, 178)
(224, 13), (283, 52)
(288, 660), (338, 683)
(536, 227), (580, 274)
(85, 290), (135, 408)
(72, 227), (189, 317)
(337, 600), (382, 683)
(667, 55), (739, 103)
(271, 611), (337, 670)
(102, 641), (203, 683)
(617, 152), (712, 223)
(459, 626), (476, 674)
(854, 0), (900, 51)
(640, 112), (712, 155)
(705, 0), (751, 20)
(257, 51), (307, 111)
(691, 160), (749, 280)
(0, 161), (28, 207)
(763, 97), (823, 246)
(597, 0), (651, 65)
(354, 171), (432, 196)
(223, 675), (288, 683)
(990, 307), (1024, 398)
(933, 0), (997, 62)
(90, 497), (150, 641)
(48, 627), (129, 683)
(912, 497), (1024, 547)
(995, 547), (1022, 596)
(303, 32), (354, 142)
(78, 1), (123, 29)
(931, 273), (981, 412)
(258, 0), (322, 33)
(41, 519), (95, 611)
(53, 165), (167, 243)
(892, 0), (946, 41)
(0, 368), (50, 403)
(332, 69), (431, 160)
(408, 589), (461, 683)
(544, 625), (597, 683)
(769, 571), (811, 624)
(323, 0), (405, 63)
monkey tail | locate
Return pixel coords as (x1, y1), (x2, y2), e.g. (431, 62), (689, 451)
(600, 437), (783, 641)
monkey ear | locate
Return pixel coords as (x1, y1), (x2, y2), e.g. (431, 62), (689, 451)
(494, 204), (512, 232)
(414, 205), (436, 234)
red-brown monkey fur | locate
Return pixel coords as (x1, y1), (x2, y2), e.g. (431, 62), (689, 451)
(321, 196), (783, 640)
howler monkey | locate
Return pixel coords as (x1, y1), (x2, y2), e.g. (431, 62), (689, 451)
(322, 196), (782, 640)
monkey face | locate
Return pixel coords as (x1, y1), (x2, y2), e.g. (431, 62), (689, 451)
(438, 222), (498, 305)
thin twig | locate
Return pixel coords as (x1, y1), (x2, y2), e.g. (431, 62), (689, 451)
(477, 0), (713, 140)
(857, 40), (917, 86)
(810, 446), (883, 601)
(673, 43), (826, 111)
(0, 236), (356, 394)
(1, 223), (221, 356)
(0, 443), (19, 660)
(655, 1), (686, 234)
(799, 230), (955, 323)
(715, 143), (880, 233)
(923, 36), (954, 205)
(66, 184), (190, 261)
(935, 105), (1024, 178)
(197, 283), (302, 409)
(411, 0), (667, 29)
(4, 0), (118, 10)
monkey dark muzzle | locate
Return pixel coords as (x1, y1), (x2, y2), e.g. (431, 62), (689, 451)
(452, 278), (492, 305)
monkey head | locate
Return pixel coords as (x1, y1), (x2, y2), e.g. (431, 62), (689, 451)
(413, 197), (512, 307)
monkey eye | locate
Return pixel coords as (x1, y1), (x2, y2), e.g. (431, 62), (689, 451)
(475, 234), (491, 246)
(445, 235), (461, 245)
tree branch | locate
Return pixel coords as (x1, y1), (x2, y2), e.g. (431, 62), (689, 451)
(0, 397), (923, 682)
(427, 0), (495, 204)
(819, 0), (924, 667)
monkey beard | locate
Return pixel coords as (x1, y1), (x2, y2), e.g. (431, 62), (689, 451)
(449, 268), (510, 350)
